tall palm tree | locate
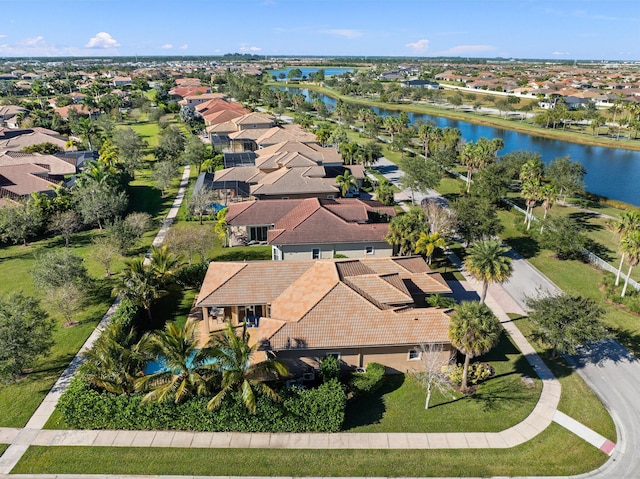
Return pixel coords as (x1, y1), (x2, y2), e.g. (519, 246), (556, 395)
(611, 211), (640, 286)
(464, 239), (513, 303)
(448, 301), (501, 391)
(135, 321), (217, 404)
(521, 179), (541, 230)
(415, 231), (446, 265)
(539, 184), (558, 233)
(206, 321), (289, 414)
(336, 169), (356, 196)
(620, 230), (640, 298)
(81, 319), (150, 395)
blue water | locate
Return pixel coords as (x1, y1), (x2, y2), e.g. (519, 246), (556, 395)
(268, 67), (353, 80)
(144, 352), (217, 374)
(279, 88), (640, 207)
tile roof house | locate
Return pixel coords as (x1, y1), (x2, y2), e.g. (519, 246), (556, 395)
(225, 197), (395, 260)
(0, 105), (27, 129)
(0, 128), (68, 153)
(195, 257), (453, 373)
(198, 140), (363, 202)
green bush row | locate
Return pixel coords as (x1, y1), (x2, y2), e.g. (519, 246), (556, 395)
(601, 273), (640, 314)
(57, 378), (346, 432)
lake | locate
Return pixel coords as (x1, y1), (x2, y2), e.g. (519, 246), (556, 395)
(268, 67), (353, 80)
(280, 88), (640, 207)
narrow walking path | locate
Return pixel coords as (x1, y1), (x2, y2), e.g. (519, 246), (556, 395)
(0, 166), (191, 475)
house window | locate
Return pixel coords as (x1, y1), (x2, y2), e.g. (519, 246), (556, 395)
(312, 248), (320, 259)
(282, 196), (289, 200)
(249, 226), (268, 242)
(272, 247), (279, 261)
(365, 246), (374, 255)
(326, 352), (341, 360)
(327, 195), (335, 199)
(408, 349), (421, 361)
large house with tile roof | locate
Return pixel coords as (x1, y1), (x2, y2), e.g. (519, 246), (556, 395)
(197, 140), (363, 201)
(225, 197), (395, 260)
(195, 256), (453, 373)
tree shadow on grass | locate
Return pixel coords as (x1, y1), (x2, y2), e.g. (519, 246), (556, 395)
(568, 211), (604, 233)
(127, 184), (168, 218)
(504, 236), (540, 259)
(470, 378), (536, 413)
(343, 374), (405, 430)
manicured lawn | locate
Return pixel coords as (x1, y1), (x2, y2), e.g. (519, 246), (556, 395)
(345, 332), (541, 433)
(12, 425), (607, 477)
(0, 117), (177, 427)
(0, 233), (118, 427)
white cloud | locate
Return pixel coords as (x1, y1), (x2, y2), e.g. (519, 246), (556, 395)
(161, 43), (173, 49)
(0, 35), (64, 56)
(405, 39), (429, 53)
(239, 43), (261, 52)
(552, 51), (570, 56)
(85, 32), (120, 49)
(438, 44), (495, 56)
(0, 34), (6, 39)
(179, 44), (188, 50)
(318, 29), (363, 39)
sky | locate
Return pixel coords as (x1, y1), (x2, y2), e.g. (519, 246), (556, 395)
(0, 0), (638, 60)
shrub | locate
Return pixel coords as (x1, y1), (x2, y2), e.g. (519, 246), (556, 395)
(320, 355), (340, 382)
(174, 262), (209, 288)
(110, 297), (140, 330)
(444, 362), (495, 387)
(349, 363), (386, 396)
(57, 378), (346, 432)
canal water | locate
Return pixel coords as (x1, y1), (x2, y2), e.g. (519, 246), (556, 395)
(280, 87), (640, 207)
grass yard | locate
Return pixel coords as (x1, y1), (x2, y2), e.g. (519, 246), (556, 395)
(345, 332), (541, 433)
(12, 424), (607, 477)
(510, 316), (616, 440)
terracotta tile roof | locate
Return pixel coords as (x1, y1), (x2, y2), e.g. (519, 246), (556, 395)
(255, 127), (316, 146)
(255, 151), (320, 171)
(228, 128), (272, 141)
(0, 163), (58, 197)
(196, 261), (314, 307)
(196, 257), (453, 352)
(250, 167), (339, 197)
(0, 129), (67, 152)
(267, 282), (451, 350)
(1, 151), (76, 176)
(344, 273), (413, 305)
(198, 98), (247, 115)
(203, 109), (246, 128)
(268, 201), (389, 246)
(270, 261), (339, 321)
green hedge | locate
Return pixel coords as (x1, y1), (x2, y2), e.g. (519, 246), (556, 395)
(349, 363), (386, 396)
(57, 378), (346, 432)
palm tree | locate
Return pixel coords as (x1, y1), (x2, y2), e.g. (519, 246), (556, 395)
(521, 179), (541, 230)
(611, 211), (640, 286)
(336, 169), (356, 197)
(135, 321), (217, 404)
(449, 301), (501, 391)
(81, 319), (149, 395)
(73, 117), (98, 151)
(620, 230), (640, 298)
(464, 239), (513, 303)
(149, 245), (182, 287)
(539, 184), (558, 233)
(113, 257), (162, 321)
(415, 231), (446, 265)
(206, 321), (289, 414)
